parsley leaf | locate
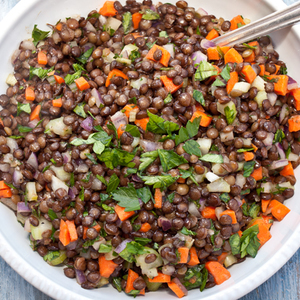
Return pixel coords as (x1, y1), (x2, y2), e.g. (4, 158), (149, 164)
(17, 102), (31, 116)
(125, 124), (140, 138)
(48, 209), (58, 221)
(43, 251), (60, 262)
(98, 148), (135, 169)
(141, 9), (160, 20)
(237, 148), (254, 153)
(224, 105), (237, 125)
(200, 154), (223, 163)
(220, 64), (231, 81)
(129, 49), (141, 62)
(183, 140), (202, 157)
(17, 124), (33, 133)
(194, 61), (218, 81)
(220, 193), (230, 203)
(77, 46), (94, 64)
(111, 183), (140, 212)
(273, 129), (285, 143)
(229, 233), (241, 255)
(243, 161), (256, 177)
(210, 144), (219, 151)
(183, 265), (207, 290)
(139, 174), (177, 190)
(29, 66), (54, 80)
(119, 241), (148, 262)
(136, 187), (152, 204)
(242, 42), (257, 50)
(85, 153), (98, 164)
(146, 111), (179, 135)
(32, 25), (49, 46)
(164, 93), (173, 104)
(280, 66), (288, 75)
(181, 226), (196, 236)
(193, 90), (205, 106)
(240, 225), (260, 258)
(212, 78), (225, 87)
(139, 150), (159, 172)
(157, 149), (188, 172)
(122, 12), (132, 35)
(175, 117), (201, 145)
(73, 102), (87, 118)
(106, 173), (120, 194)
(179, 168), (198, 185)
(248, 203), (260, 219)
(98, 244), (113, 253)
(159, 31), (168, 38)
(79, 187), (84, 201)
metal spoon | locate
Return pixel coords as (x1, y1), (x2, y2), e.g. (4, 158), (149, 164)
(213, 1), (300, 47)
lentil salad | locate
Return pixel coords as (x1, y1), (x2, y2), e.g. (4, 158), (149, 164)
(0, 0), (300, 297)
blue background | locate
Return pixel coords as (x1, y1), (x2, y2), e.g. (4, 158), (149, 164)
(0, 0), (299, 299)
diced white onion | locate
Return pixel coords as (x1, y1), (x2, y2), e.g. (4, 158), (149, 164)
(45, 117), (72, 136)
(207, 178), (231, 192)
(25, 182), (38, 201)
(6, 74), (17, 86)
(196, 138), (212, 155)
(251, 76), (265, 91)
(206, 171), (220, 183)
(51, 175), (69, 193)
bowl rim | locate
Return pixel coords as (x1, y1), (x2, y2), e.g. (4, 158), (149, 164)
(1, 0), (300, 299)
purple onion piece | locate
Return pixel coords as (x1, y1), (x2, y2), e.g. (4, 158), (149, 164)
(188, 202), (201, 217)
(115, 239), (132, 254)
(116, 219), (123, 228)
(158, 216), (172, 231)
(33, 171), (40, 181)
(82, 42), (94, 52)
(269, 159), (289, 170)
(267, 92), (277, 106)
(62, 152), (71, 164)
(66, 240), (78, 251)
(28, 119), (39, 129)
(275, 142), (286, 160)
(196, 7), (208, 16)
(75, 269), (87, 285)
(150, 5), (156, 11)
(24, 218), (31, 232)
(288, 76), (298, 90)
(200, 39), (216, 49)
(138, 198), (143, 207)
(199, 198), (206, 211)
(68, 187), (77, 200)
(27, 152), (39, 170)
(190, 50), (207, 68)
(80, 116), (94, 132)
(13, 170), (23, 187)
(235, 197), (243, 207)
(91, 88), (104, 108)
(17, 202), (31, 213)
(111, 111), (128, 129)
(279, 104), (288, 124)
(262, 132), (274, 147)
(84, 21), (96, 33)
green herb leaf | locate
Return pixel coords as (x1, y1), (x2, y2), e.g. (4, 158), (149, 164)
(280, 66), (288, 75)
(212, 78), (226, 87)
(119, 241), (148, 263)
(146, 40), (157, 49)
(111, 183), (140, 212)
(48, 209), (58, 221)
(274, 129), (285, 143)
(229, 233), (241, 255)
(96, 174), (108, 186)
(122, 12), (132, 35)
(98, 244), (113, 253)
(112, 277), (123, 292)
(73, 102), (87, 118)
(129, 49), (141, 62)
(248, 203), (260, 219)
(79, 187), (84, 201)
(237, 147), (254, 153)
(82, 237), (100, 248)
(183, 140), (202, 157)
(273, 184), (288, 195)
(136, 187), (152, 204)
(147, 111), (179, 135)
(193, 90), (205, 106)
(98, 148), (135, 169)
(200, 268), (208, 292)
(159, 31), (168, 38)
(242, 43), (257, 50)
(182, 265), (206, 290)
(164, 93), (173, 104)
(81, 171), (92, 183)
(125, 124), (140, 138)
(32, 25), (49, 46)
(102, 203), (115, 212)
(17, 102), (31, 116)
(85, 153), (98, 164)
(134, 237), (151, 245)
(224, 105), (237, 125)
(175, 117), (201, 145)
(194, 61), (218, 81)
(200, 154), (223, 163)
(139, 174), (177, 190)
(216, 46), (224, 59)
(240, 224), (260, 258)
(17, 124), (33, 133)
(43, 250), (60, 262)
(139, 150), (159, 172)
(77, 46), (94, 64)
(220, 64), (231, 81)
(141, 9), (160, 20)
(243, 161), (256, 177)
(106, 173), (120, 194)
(181, 226), (196, 236)
(7, 135), (23, 139)
(220, 193), (230, 203)
(178, 168), (198, 185)
(70, 173), (75, 187)
(157, 149), (188, 172)
(93, 141), (105, 155)
(29, 66), (54, 80)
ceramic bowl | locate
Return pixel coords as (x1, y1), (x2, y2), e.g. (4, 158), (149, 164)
(1, 0), (300, 299)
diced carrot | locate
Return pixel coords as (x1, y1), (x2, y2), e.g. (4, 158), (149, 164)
(220, 210), (237, 224)
(201, 206), (216, 220)
(288, 115), (300, 132)
(59, 219), (71, 246)
(93, 223), (101, 232)
(139, 222), (151, 233)
(134, 117), (149, 131)
(190, 110), (212, 127)
(280, 161), (294, 176)
(115, 204), (135, 221)
(25, 87), (35, 101)
(125, 269), (145, 295)
(75, 77), (90, 91)
(54, 75), (65, 84)
(224, 48), (243, 65)
(244, 151), (254, 161)
(154, 188), (162, 209)
(206, 28), (219, 40)
(65, 220), (78, 242)
(29, 105), (41, 121)
(83, 226), (88, 239)
(226, 71), (238, 94)
(205, 261), (231, 285)
(52, 98), (62, 108)
(230, 15), (245, 30)
(99, 1), (118, 17)
(250, 166), (263, 181)
(249, 218), (272, 247)
(123, 104), (139, 118)
(160, 75), (183, 94)
(262, 215), (273, 230)
(117, 125), (125, 139)
(268, 200), (290, 221)
(167, 278), (188, 298)
(132, 12), (143, 29)
(237, 230), (243, 237)
(261, 199), (271, 213)
(0, 188), (12, 198)
(241, 65), (257, 84)
(244, 51), (255, 63)
(0, 181), (10, 190)
(265, 71), (270, 76)
(0, 119), (3, 127)
(178, 247), (189, 264)
(106, 69), (128, 87)
(177, 177), (186, 183)
(149, 272), (171, 283)
(38, 51), (48, 65)
(259, 64), (265, 76)
(130, 32), (142, 39)
(99, 255), (119, 278)
(207, 46), (230, 60)
(291, 88), (300, 110)
(251, 143), (258, 152)
(267, 75), (288, 96)
(217, 252), (228, 265)
(188, 247), (200, 266)
(145, 44), (171, 67)
(56, 22), (63, 31)
(274, 64), (281, 75)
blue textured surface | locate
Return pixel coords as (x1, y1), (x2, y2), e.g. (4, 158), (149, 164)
(0, 0), (299, 299)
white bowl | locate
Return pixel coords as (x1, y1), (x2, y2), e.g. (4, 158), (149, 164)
(1, 0), (300, 299)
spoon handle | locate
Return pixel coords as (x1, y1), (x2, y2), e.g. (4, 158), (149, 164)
(213, 1), (300, 47)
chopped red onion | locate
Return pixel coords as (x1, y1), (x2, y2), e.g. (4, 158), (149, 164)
(75, 269), (87, 285)
(235, 197), (243, 207)
(13, 170), (24, 187)
(171, 278), (188, 297)
(115, 239), (132, 254)
(163, 44), (175, 58)
(140, 140), (163, 152)
(33, 171), (40, 181)
(188, 202), (201, 218)
(199, 198), (206, 211)
(17, 202), (31, 213)
(82, 42), (94, 52)
(84, 21), (96, 33)
(190, 51), (207, 68)
(111, 111), (128, 129)
(288, 76), (298, 90)
(279, 104), (289, 124)
(27, 152), (38, 170)
(262, 132), (274, 146)
(196, 7), (208, 16)
(66, 240), (78, 251)
(267, 92), (277, 106)
(90, 88), (104, 108)
(0, 163), (10, 172)
(150, 5), (156, 11)
(269, 159), (289, 170)
(215, 206), (225, 220)
(80, 116), (94, 132)
(28, 119), (39, 129)
(11, 49), (21, 64)
(62, 152), (71, 164)
(52, 31), (61, 44)
(158, 216), (172, 231)
(235, 173), (246, 189)
(138, 198), (143, 207)
(200, 39), (216, 49)
(69, 186), (78, 200)
(77, 163), (89, 173)
(24, 218), (31, 232)
(275, 143), (286, 160)
(116, 219), (123, 227)
(122, 50), (129, 59)
(111, 42), (123, 50)
(20, 40), (36, 51)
